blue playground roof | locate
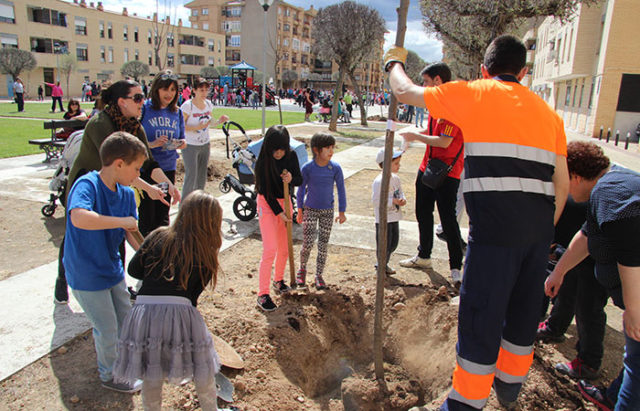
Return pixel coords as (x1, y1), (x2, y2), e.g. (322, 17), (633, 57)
(230, 61), (257, 70)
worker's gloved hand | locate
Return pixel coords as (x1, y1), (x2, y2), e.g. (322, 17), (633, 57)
(383, 46), (408, 72)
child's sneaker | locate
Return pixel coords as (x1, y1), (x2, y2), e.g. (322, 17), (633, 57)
(451, 269), (462, 286)
(272, 280), (291, 295)
(399, 255), (432, 268)
(54, 278), (69, 305)
(295, 269), (308, 290)
(257, 294), (277, 312)
(102, 379), (142, 393)
(555, 357), (600, 380)
(315, 275), (327, 290)
(577, 380), (613, 411)
(536, 320), (566, 343)
(386, 265), (396, 275)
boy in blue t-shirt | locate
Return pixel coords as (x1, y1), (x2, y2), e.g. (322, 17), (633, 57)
(63, 131), (147, 393)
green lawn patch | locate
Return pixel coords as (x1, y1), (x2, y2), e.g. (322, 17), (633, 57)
(0, 118), (50, 158)
(0, 102), (95, 119)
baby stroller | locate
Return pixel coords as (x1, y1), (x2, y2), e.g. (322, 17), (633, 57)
(42, 129), (84, 217)
(219, 121), (309, 221)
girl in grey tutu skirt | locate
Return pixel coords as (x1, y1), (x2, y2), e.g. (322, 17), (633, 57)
(113, 191), (224, 410)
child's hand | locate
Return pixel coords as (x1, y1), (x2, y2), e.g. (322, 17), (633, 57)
(335, 212), (347, 224)
(168, 184), (181, 205)
(177, 140), (187, 149)
(121, 216), (139, 231)
(296, 209), (303, 224)
(150, 135), (168, 148)
(278, 212), (291, 223)
(218, 114), (230, 124)
(398, 198), (407, 207)
(281, 170), (292, 184)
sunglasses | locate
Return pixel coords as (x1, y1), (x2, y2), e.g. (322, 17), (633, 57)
(159, 73), (178, 81)
(124, 93), (145, 103)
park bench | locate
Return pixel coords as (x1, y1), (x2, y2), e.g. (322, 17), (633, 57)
(29, 119), (87, 162)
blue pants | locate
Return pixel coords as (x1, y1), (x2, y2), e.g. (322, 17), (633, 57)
(72, 280), (131, 382)
(444, 240), (550, 410)
(607, 332), (640, 410)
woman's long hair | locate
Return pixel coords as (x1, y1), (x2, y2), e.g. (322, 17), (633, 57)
(150, 69), (179, 112)
(100, 79), (139, 107)
(144, 191), (222, 290)
(255, 125), (291, 195)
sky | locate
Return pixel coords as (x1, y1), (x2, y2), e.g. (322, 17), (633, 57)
(98, 0), (443, 62)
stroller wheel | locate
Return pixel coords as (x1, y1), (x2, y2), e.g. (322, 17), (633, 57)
(41, 203), (56, 217)
(219, 180), (231, 194)
(233, 196), (257, 221)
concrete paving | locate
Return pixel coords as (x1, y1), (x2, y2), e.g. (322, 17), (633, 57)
(1, 116), (638, 383)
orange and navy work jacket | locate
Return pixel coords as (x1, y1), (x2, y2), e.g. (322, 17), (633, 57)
(423, 75), (567, 246)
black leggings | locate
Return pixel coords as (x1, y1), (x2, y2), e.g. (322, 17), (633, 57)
(52, 96), (64, 112)
(137, 170), (175, 237)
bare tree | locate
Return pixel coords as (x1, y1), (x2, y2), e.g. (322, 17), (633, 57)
(312, 1), (386, 130)
(420, 0), (599, 72)
(121, 61), (150, 82)
(268, 33), (285, 91)
(0, 48), (36, 81)
(59, 54), (77, 99)
(151, 0), (178, 71)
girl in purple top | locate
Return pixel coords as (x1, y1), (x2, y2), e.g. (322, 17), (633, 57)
(295, 133), (347, 290)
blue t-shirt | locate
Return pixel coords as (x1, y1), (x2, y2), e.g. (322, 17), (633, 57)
(141, 100), (185, 171)
(297, 159), (347, 212)
(63, 171), (137, 291)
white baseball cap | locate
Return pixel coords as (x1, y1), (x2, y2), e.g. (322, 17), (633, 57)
(376, 147), (403, 165)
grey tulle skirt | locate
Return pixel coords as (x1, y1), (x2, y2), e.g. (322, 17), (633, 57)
(113, 295), (221, 384)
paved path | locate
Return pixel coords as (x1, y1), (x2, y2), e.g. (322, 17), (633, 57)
(0, 118), (637, 383)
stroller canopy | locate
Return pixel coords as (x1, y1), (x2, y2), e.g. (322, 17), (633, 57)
(237, 137), (309, 177)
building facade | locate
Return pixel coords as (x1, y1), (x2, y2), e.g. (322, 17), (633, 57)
(185, 0), (383, 92)
(0, 0), (225, 98)
(525, 0), (640, 140)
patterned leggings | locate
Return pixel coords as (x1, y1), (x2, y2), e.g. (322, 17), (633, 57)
(299, 207), (334, 277)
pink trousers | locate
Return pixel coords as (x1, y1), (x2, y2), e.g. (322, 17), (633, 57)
(257, 195), (292, 296)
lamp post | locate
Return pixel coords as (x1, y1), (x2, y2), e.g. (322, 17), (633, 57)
(258, 0), (274, 136)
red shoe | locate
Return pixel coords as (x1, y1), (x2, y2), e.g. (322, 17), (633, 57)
(577, 379), (613, 411)
(536, 320), (566, 343)
(556, 357), (599, 380)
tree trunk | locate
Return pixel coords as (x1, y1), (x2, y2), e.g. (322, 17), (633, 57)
(374, 0), (409, 383)
(348, 71), (367, 127)
(328, 69), (344, 132)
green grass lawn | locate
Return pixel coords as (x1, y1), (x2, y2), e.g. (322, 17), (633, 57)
(0, 106), (308, 158)
(0, 118), (51, 158)
(0, 102), (96, 119)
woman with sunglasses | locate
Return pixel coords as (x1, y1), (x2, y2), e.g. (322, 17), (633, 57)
(55, 99), (88, 139)
(181, 77), (229, 200)
(138, 70), (186, 236)
(55, 79), (178, 305)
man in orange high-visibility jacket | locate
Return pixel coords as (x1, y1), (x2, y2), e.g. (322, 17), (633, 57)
(385, 35), (570, 410)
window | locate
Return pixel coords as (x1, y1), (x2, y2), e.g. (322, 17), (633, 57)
(30, 37), (67, 53)
(123, 25), (128, 41)
(192, 9), (199, 16)
(108, 47), (113, 63)
(100, 46), (106, 63)
(148, 50), (152, 65)
(208, 56), (214, 66)
(285, 8), (290, 16)
(1, 33), (18, 48)
(222, 21), (241, 32)
(148, 29), (152, 44)
(0, 1), (15, 24)
(135, 49), (139, 60)
(124, 48), (128, 62)
(28, 7), (66, 26)
(167, 32), (174, 47)
(303, 42), (310, 53)
(283, 23), (290, 31)
(208, 39), (214, 51)
(218, 40), (221, 52)
(588, 77), (596, 109)
(193, 23), (198, 29)
(292, 38), (299, 50)
(579, 79), (585, 107)
(572, 83), (578, 106)
(283, 38), (289, 47)
(75, 18), (87, 35)
(202, 8), (208, 15)
(76, 44), (88, 61)
(134, 27), (138, 42)
(107, 22), (112, 39)
(203, 23), (209, 30)
(99, 21), (104, 38)
(180, 54), (204, 65)
(167, 53), (174, 67)
(565, 81), (571, 106)
(278, 7), (282, 14)
(226, 35), (240, 47)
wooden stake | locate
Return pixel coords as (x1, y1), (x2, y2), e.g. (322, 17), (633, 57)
(374, 0), (410, 382)
(283, 170), (296, 286)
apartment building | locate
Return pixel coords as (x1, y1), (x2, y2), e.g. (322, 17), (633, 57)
(185, 0), (383, 92)
(0, 0), (225, 98)
(525, 0), (640, 140)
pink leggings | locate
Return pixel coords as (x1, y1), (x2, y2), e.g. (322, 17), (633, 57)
(257, 195), (292, 296)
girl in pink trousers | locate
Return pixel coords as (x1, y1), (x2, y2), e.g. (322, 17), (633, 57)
(254, 125), (302, 312)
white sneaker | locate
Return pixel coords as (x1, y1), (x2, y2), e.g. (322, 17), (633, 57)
(451, 269), (462, 285)
(399, 255), (432, 268)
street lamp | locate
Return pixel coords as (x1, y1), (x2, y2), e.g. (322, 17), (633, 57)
(258, 0), (274, 136)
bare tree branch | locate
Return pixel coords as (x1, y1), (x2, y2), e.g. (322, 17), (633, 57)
(0, 49), (36, 80)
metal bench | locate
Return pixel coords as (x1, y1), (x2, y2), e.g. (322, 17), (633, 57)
(29, 119), (87, 162)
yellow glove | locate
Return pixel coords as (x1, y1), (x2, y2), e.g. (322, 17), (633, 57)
(383, 46), (408, 72)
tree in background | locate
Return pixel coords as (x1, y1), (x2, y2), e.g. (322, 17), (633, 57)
(282, 69), (298, 88)
(200, 66), (219, 79)
(312, 1), (385, 130)
(121, 61), (150, 82)
(214, 66), (231, 77)
(59, 54), (78, 99)
(151, 0), (177, 71)
(0, 48), (36, 81)
(420, 0), (599, 78)
(405, 50), (428, 84)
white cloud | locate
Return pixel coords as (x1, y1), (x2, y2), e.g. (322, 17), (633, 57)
(384, 20), (442, 63)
